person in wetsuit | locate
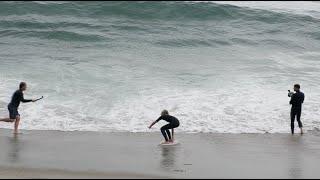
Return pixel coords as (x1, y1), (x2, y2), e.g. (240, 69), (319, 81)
(289, 84), (304, 135)
(0, 82), (36, 134)
(148, 110), (180, 144)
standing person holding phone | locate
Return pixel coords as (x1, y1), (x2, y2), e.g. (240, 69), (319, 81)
(288, 84), (305, 135)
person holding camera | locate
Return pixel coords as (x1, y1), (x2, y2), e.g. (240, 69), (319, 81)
(288, 84), (305, 135)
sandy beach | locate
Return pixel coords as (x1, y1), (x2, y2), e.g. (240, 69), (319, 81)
(0, 129), (319, 179)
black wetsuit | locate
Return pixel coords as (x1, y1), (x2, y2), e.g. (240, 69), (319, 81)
(290, 91), (304, 134)
(7, 90), (32, 119)
(156, 115), (180, 141)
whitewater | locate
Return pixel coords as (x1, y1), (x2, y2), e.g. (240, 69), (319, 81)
(0, 1), (319, 133)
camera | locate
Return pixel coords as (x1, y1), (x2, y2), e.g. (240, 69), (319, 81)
(288, 90), (294, 97)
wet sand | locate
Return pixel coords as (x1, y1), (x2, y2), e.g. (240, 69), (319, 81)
(0, 129), (320, 179)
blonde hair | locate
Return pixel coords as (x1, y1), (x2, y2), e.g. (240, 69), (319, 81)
(161, 110), (169, 116)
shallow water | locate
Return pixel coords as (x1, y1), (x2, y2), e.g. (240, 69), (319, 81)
(0, 129), (320, 178)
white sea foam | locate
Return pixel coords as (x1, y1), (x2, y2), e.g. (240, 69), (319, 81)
(0, 1), (320, 133)
(1, 83), (318, 134)
(211, 1), (320, 19)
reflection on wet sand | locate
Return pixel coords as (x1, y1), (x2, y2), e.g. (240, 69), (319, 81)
(160, 144), (186, 174)
(7, 134), (21, 163)
(288, 135), (304, 179)
(160, 145), (178, 170)
(0, 131), (319, 179)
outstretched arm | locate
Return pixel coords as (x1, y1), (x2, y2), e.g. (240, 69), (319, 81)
(148, 116), (163, 129)
(148, 121), (158, 129)
(20, 93), (33, 103)
(33, 96), (44, 102)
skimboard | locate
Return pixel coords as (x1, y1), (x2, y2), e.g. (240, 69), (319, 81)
(159, 140), (180, 146)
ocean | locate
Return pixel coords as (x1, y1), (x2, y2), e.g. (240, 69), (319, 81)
(0, 1), (319, 133)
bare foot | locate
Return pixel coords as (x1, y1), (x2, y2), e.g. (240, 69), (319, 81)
(300, 128), (304, 135)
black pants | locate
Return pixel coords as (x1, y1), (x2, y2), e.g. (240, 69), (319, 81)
(291, 108), (303, 134)
(161, 120), (180, 141)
